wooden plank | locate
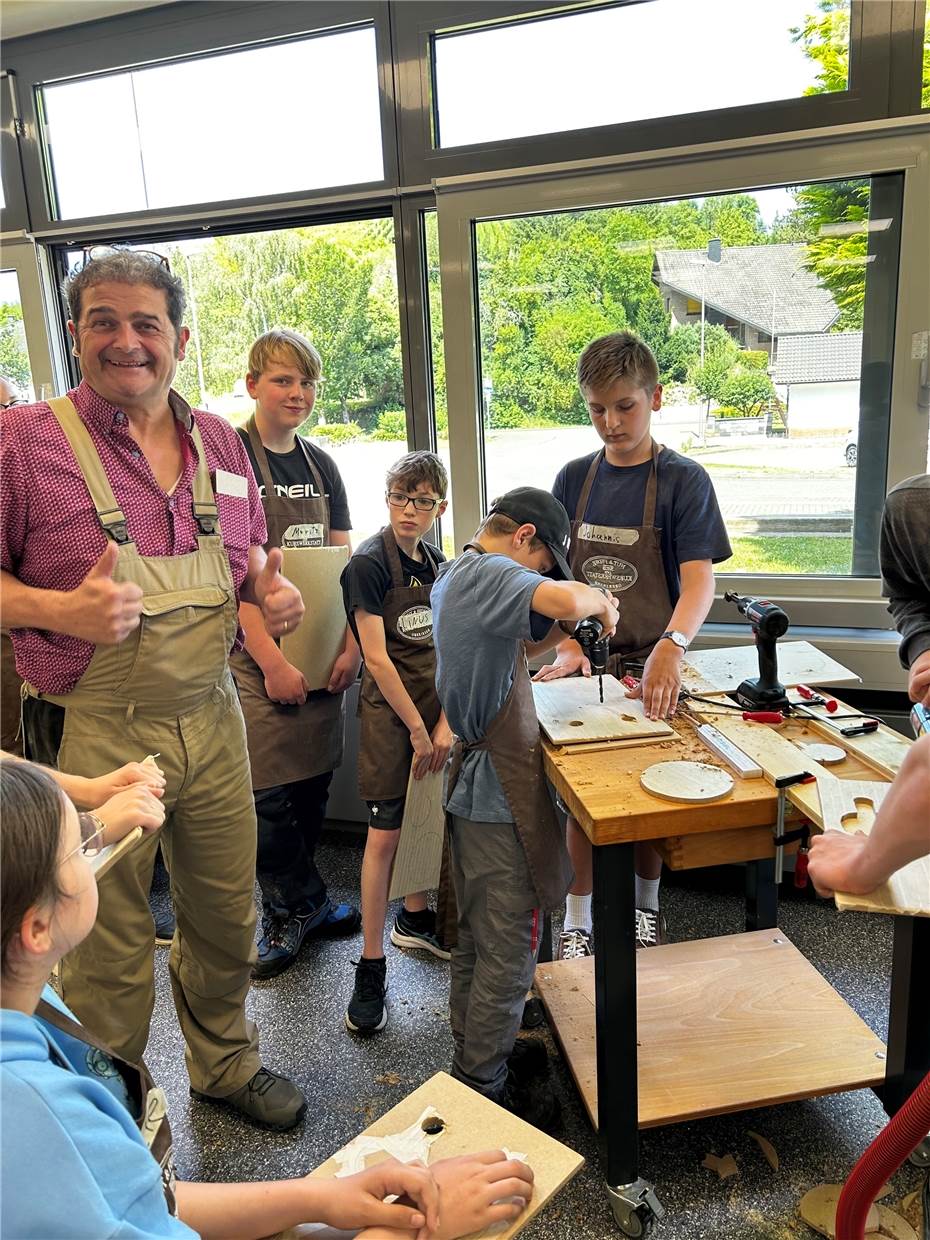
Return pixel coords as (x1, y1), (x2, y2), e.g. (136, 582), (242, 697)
(532, 675), (673, 745)
(556, 732), (684, 756)
(279, 545), (350, 691)
(283, 1071), (584, 1240)
(535, 931), (885, 1131)
(689, 712), (817, 787)
(802, 712), (911, 779)
(657, 825), (800, 870)
(816, 777), (891, 832)
(91, 826), (144, 879)
(388, 764), (446, 900)
(680, 641), (859, 695)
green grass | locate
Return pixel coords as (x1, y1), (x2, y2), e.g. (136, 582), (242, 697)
(727, 536), (852, 575)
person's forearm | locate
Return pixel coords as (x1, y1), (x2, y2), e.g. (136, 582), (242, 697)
(365, 654), (426, 734)
(0, 569), (73, 634)
(0, 748), (99, 807)
(532, 580), (609, 624)
(666, 575), (715, 641)
(342, 623), (361, 661)
(843, 735), (930, 889)
(239, 601), (286, 674)
(175, 1177), (330, 1240)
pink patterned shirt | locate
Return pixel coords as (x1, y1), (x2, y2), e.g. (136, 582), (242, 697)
(1, 381), (267, 693)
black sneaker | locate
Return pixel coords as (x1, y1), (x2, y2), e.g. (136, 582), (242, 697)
(390, 908), (451, 960)
(520, 995), (546, 1030)
(345, 958), (388, 1033)
(635, 907), (668, 949)
(496, 1072), (562, 1134)
(507, 1038), (549, 1088)
(153, 906), (175, 947)
(191, 1066), (306, 1131)
(253, 901), (361, 980)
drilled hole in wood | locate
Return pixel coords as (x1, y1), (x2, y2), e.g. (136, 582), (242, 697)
(569, 720), (584, 727)
(422, 1117), (445, 1134)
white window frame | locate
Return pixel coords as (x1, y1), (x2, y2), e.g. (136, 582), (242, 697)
(0, 233), (67, 400)
(436, 116), (930, 636)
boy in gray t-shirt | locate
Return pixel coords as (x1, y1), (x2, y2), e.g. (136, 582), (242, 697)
(432, 487), (618, 1129)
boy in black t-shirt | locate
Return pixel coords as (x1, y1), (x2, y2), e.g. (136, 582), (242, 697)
(341, 452), (452, 1033)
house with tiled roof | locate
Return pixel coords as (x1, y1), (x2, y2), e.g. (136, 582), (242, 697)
(772, 331), (863, 433)
(652, 244), (840, 355)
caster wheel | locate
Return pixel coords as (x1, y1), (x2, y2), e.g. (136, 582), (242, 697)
(608, 1181), (664, 1237)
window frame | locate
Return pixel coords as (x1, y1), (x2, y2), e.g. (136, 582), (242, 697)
(435, 116), (930, 629)
(2, 0), (398, 234)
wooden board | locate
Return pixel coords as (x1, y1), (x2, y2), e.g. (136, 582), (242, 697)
(534, 930), (885, 1130)
(389, 764), (446, 900)
(813, 777), (930, 918)
(679, 641), (859, 696)
(91, 826), (144, 879)
(279, 545), (350, 691)
(657, 824), (800, 870)
(278, 1071), (584, 1240)
(689, 711), (817, 787)
(640, 760), (734, 803)
(802, 711), (911, 779)
(532, 675), (673, 745)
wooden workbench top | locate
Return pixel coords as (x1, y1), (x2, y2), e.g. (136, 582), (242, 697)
(543, 714), (885, 847)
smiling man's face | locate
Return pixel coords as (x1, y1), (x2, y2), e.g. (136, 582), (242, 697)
(69, 281), (189, 412)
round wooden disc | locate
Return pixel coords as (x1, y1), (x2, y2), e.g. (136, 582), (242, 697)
(640, 760), (734, 803)
(797, 741), (846, 765)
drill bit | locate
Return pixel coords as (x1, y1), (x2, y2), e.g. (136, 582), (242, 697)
(599, 674), (604, 704)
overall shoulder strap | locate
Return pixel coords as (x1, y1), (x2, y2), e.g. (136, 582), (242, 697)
(46, 397), (131, 544)
(188, 418), (220, 536)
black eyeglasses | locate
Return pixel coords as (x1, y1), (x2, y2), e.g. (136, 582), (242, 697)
(79, 246), (172, 273)
(0, 397), (25, 410)
(387, 490), (441, 512)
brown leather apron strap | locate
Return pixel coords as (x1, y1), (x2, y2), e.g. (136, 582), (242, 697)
(47, 396), (131, 544)
(381, 524), (406, 590)
(295, 437), (330, 507)
(574, 449), (604, 524)
(642, 442), (660, 527)
(245, 414), (277, 499)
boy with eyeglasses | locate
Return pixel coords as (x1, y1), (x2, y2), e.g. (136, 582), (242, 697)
(340, 451), (453, 1033)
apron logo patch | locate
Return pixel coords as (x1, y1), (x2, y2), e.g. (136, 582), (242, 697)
(396, 605), (433, 641)
(578, 523), (640, 546)
(582, 555), (639, 592)
(282, 522), (324, 548)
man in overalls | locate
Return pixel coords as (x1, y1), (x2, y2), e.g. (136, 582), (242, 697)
(232, 329), (360, 979)
(0, 250), (307, 1129)
(535, 332), (730, 956)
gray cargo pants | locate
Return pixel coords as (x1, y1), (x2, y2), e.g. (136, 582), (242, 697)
(448, 815), (540, 1098)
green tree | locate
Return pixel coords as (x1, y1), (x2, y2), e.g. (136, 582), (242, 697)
(793, 179), (869, 329)
(719, 370), (776, 417)
(689, 327), (740, 405)
(791, 0), (850, 95)
(0, 304), (31, 390)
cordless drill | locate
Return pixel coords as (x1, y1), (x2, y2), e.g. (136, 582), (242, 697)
(724, 591), (791, 712)
(574, 617), (610, 703)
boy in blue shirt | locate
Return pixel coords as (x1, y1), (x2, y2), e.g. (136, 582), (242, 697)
(432, 488), (618, 1128)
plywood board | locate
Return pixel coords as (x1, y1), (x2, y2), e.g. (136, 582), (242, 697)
(278, 1071), (584, 1240)
(279, 546), (350, 691)
(640, 760), (734, 803)
(802, 713), (910, 779)
(389, 764), (446, 900)
(680, 641), (859, 696)
(532, 676), (673, 745)
(534, 931), (885, 1130)
(690, 712), (816, 787)
(814, 777), (930, 918)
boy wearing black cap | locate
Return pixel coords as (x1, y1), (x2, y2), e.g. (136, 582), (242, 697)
(431, 487), (618, 1127)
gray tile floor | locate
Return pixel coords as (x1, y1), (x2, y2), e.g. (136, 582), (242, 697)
(146, 836), (925, 1240)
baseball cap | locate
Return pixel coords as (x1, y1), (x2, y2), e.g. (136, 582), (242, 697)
(488, 487), (573, 580)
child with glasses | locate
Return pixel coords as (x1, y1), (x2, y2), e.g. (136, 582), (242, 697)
(340, 452), (453, 1034)
(0, 757), (534, 1239)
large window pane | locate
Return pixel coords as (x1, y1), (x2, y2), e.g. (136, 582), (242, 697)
(434, 0), (850, 148)
(42, 26), (383, 220)
(0, 269), (35, 401)
(474, 176), (901, 577)
(64, 219), (405, 542)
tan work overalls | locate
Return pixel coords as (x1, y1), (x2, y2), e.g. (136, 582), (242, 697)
(25, 396), (261, 1095)
(569, 441), (673, 676)
(38, 998), (179, 1216)
(230, 416), (344, 789)
(445, 544), (573, 914)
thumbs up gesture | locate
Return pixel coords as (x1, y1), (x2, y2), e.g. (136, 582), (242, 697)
(65, 542), (144, 644)
(255, 547), (305, 638)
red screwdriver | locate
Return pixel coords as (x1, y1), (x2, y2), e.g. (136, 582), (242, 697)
(796, 684), (839, 713)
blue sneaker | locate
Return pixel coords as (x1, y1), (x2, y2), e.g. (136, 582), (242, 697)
(253, 900), (360, 980)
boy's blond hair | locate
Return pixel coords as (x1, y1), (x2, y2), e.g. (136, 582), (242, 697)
(248, 328), (322, 381)
(577, 331), (659, 394)
(386, 451), (448, 500)
(476, 511), (546, 553)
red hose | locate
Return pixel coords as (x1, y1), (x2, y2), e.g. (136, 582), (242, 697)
(835, 1069), (930, 1239)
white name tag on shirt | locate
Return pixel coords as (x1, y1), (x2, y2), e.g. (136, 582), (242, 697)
(215, 469), (248, 499)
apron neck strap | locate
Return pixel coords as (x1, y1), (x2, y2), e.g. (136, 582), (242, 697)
(245, 414), (276, 499)
(47, 396), (132, 545)
(381, 524), (406, 589)
(643, 441), (660, 527)
(36, 996), (127, 1061)
(575, 450), (604, 523)
(295, 437), (329, 503)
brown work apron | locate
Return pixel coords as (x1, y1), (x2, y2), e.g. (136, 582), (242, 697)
(37, 997), (178, 1216)
(445, 544), (573, 913)
(230, 416), (345, 790)
(569, 441), (673, 675)
(0, 630), (23, 754)
(356, 526), (442, 801)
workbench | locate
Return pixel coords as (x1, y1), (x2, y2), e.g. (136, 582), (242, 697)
(534, 706), (929, 1236)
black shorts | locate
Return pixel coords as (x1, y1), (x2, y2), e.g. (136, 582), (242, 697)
(366, 797), (405, 830)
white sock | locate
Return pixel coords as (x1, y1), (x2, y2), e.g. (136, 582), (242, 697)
(564, 893), (592, 934)
(635, 875), (661, 912)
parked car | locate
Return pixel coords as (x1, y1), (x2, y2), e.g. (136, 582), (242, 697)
(844, 429), (857, 467)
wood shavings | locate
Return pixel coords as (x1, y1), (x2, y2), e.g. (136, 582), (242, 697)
(747, 1129), (780, 1170)
(703, 1152), (739, 1179)
(375, 1072), (403, 1086)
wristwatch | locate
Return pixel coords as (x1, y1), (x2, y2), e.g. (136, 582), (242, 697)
(659, 630), (690, 651)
